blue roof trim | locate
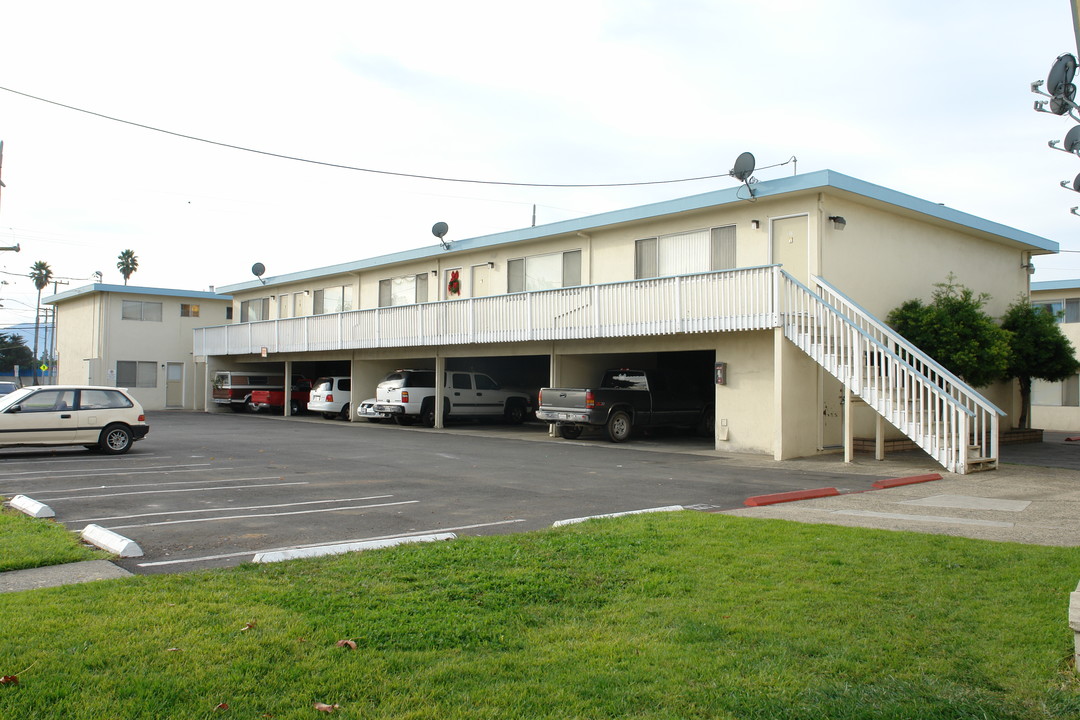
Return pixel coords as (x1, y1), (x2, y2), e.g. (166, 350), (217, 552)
(1031, 279), (1080, 291)
(46, 283), (231, 305)
(217, 169), (1059, 293)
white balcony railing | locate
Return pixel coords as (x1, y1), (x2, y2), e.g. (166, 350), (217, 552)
(193, 265), (780, 357)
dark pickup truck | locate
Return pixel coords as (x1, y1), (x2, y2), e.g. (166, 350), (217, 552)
(536, 369), (713, 442)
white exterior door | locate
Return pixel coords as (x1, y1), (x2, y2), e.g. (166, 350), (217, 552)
(166, 363), (184, 408)
(471, 264), (490, 297)
(772, 215), (810, 284)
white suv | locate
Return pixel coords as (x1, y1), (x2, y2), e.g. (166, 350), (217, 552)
(308, 376), (352, 420)
(373, 369), (531, 427)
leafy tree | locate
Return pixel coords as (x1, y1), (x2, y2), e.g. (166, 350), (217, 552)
(29, 260), (52, 384)
(117, 249), (138, 285)
(1001, 298), (1080, 429)
(0, 331), (33, 373)
(886, 274), (1011, 388)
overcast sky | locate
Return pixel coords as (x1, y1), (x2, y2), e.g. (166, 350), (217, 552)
(1, 1), (1079, 328)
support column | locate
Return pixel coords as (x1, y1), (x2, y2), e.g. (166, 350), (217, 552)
(875, 414), (886, 461)
(843, 384), (853, 463)
(434, 355), (446, 429)
(283, 360), (292, 417)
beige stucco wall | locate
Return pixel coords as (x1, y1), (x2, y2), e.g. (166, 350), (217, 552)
(53, 289), (230, 411)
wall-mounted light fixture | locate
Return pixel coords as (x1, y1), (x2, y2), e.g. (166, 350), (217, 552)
(828, 215), (847, 230)
(487, 261), (495, 269)
(431, 270), (438, 277)
(1021, 262), (1036, 274)
(750, 220), (760, 230)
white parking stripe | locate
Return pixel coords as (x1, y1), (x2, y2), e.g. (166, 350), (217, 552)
(11, 475), (286, 497)
(0, 454), (173, 466)
(69, 495), (395, 523)
(135, 519), (527, 567)
(0, 463), (211, 477)
(50, 481), (309, 502)
(108, 500), (419, 529)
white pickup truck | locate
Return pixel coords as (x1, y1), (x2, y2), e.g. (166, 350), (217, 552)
(373, 369), (532, 427)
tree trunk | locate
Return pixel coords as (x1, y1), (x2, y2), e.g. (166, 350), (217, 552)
(1018, 376), (1032, 430)
(32, 286), (41, 385)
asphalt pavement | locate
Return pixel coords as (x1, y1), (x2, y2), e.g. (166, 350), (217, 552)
(3, 416), (1079, 593)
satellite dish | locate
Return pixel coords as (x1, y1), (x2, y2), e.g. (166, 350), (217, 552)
(251, 262), (267, 285)
(432, 221), (451, 250)
(1048, 53), (1077, 95)
(730, 152), (756, 182)
(1065, 125), (1080, 153)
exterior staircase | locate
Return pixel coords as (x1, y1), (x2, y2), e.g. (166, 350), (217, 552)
(779, 271), (1002, 474)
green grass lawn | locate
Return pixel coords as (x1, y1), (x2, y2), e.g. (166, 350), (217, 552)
(0, 506), (108, 572)
(1, 512), (1078, 719)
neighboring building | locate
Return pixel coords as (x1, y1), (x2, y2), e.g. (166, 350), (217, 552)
(1029, 279), (1080, 432)
(46, 284), (231, 410)
(198, 170), (1057, 474)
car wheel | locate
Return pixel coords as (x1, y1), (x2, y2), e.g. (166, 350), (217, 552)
(605, 410), (632, 443)
(338, 403), (350, 421)
(322, 412), (336, 420)
(99, 424), (133, 455)
(558, 424), (583, 440)
(245, 397), (260, 413)
(504, 401), (526, 425)
(290, 399), (301, 416)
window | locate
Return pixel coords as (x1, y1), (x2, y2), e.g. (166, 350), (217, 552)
(474, 374), (498, 390)
(635, 225), (736, 279)
(18, 389), (76, 412)
(116, 360), (157, 388)
(313, 285), (354, 315)
(79, 389), (133, 410)
(121, 300), (163, 322)
(507, 250), (582, 293)
(240, 298), (270, 322)
(451, 373), (472, 390)
(226, 306), (234, 320)
(1067, 298), (1080, 323)
(1034, 301), (1063, 320)
(180, 304), (200, 318)
(378, 274), (429, 307)
(1033, 374), (1080, 406)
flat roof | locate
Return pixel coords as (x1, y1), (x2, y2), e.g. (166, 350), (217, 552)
(217, 169), (1060, 293)
(46, 283), (231, 305)
(1031, 280), (1080, 292)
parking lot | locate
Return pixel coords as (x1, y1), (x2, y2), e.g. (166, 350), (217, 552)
(0, 411), (895, 574)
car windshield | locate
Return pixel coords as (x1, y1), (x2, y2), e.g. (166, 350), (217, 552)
(0, 382), (18, 395)
(0, 386), (37, 412)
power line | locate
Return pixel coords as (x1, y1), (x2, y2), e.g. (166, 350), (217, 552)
(0, 84), (758, 189)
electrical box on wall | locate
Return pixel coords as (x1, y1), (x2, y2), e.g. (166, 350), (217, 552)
(714, 362), (727, 385)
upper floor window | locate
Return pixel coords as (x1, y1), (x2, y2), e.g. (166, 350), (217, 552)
(121, 300), (163, 322)
(507, 250), (581, 293)
(379, 274), (429, 307)
(635, 225), (736, 279)
(240, 297), (270, 322)
(314, 285), (354, 315)
(180, 304), (200, 317)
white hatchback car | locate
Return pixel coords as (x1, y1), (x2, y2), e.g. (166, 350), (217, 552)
(0, 385), (149, 454)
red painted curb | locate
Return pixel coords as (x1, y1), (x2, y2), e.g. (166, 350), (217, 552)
(744, 487), (840, 507)
(871, 473), (942, 489)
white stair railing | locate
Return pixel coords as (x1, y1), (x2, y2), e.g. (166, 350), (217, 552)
(810, 274), (1001, 469)
(780, 270), (999, 474)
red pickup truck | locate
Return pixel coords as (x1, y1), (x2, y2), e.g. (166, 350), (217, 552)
(250, 377), (314, 415)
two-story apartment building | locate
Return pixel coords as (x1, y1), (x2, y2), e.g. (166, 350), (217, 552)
(47, 284), (232, 411)
(198, 170), (1057, 474)
(1029, 280), (1080, 432)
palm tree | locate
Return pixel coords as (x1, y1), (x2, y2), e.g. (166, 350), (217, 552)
(117, 249), (138, 285)
(29, 260), (52, 385)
